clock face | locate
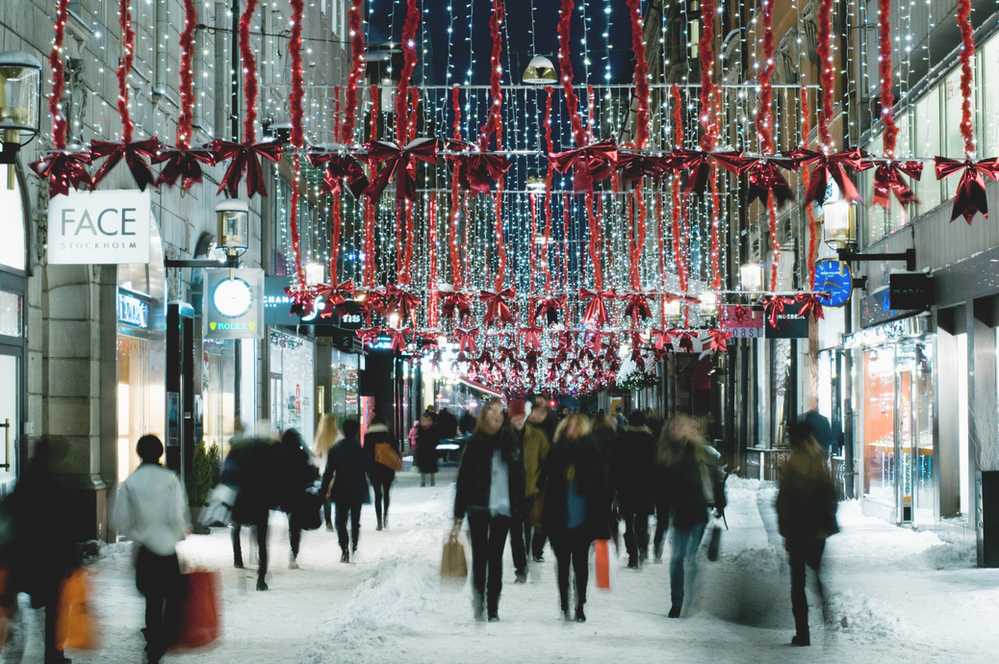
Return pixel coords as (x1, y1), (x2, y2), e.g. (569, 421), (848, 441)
(813, 259), (852, 308)
(213, 278), (253, 318)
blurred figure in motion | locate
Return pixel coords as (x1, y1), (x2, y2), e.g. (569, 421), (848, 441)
(438, 407), (459, 440)
(322, 419), (371, 563)
(364, 415), (397, 530)
(531, 397), (558, 445)
(452, 400), (523, 622)
(523, 399), (553, 563)
(3, 438), (78, 664)
(505, 400), (531, 584)
(540, 413), (609, 623)
(613, 410), (655, 569)
(416, 411), (440, 487)
(279, 428), (317, 569)
(313, 415), (341, 531)
(657, 413), (724, 618)
(113, 435), (191, 664)
(777, 420), (840, 647)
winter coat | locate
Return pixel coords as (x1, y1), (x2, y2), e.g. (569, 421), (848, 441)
(364, 423), (397, 482)
(438, 410), (459, 439)
(612, 425), (656, 514)
(520, 422), (550, 500)
(539, 411), (559, 445)
(538, 434), (611, 542)
(415, 424), (440, 473)
(454, 427), (525, 519)
(776, 440), (839, 542)
(222, 437), (281, 523)
(322, 436), (372, 506)
(658, 439), (726, 530)
(278, 430), (318, 513)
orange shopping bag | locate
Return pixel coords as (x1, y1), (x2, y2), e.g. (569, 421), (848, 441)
(594, 539), (616, 590)
(169, 570), (222, 652)
(56, 568), (99, 650)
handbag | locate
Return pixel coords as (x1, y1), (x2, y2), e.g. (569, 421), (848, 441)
(594, 539), (617, 590)
(706, 524), (722, 561)
(440, 534), (468, 578)
(56, 568), (98, 651)
(168, 569), (222, 652)
(374, 442), (403, 472)
(292, 489), (323, 531)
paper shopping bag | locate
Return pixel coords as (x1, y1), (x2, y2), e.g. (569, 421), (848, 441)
(594, 539), (617, 591)
(56, 568), (99, 650)
(169, 570), (222, 652)
(440, 534), (468, 578)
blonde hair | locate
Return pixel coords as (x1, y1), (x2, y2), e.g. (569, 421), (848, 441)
(656, 413), (702, 466)
(553, 412), (591, 443)
(314, 414), (340, 460)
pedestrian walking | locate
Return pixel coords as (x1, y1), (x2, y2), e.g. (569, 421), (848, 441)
(777, 420), (840, 646)
(112, 435), (191, 664)
(656, 413), (725, 618)
(532, 397), (559, 445)
(613, 410), (656, 568)
(539, 413), (610, 623)
(415, 412), (440, 487)
(313, 414), (341, 531)
(452, 400), (524, 622)
(505, 399), (533, 583)
(524, 398), (553, 563)
(322, 419), (371, 563)
(279, 428), (317, 569)
(364, 415), (397, 530)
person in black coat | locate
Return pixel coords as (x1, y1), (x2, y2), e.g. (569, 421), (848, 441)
(613, 410), (656, 568)
(364, 415), (397, 530)
(438, 408), (459, 440)
(322, 419), (371, 562)
(279, 428), (317, 569)
(539, 414), (610, 623)
(415, 412), (440, 486)
(452, 400), (524, 622)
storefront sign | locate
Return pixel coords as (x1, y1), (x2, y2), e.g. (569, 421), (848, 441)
(889, 273), (933, 311)
(365, 335), (394, 351)
(719, 305), (765, 338)
(264, 276), (363, 329)
(116, 289), (150, 328)
(48, 190), (151, 264)
(765, 302), (809, 339)
(845, 315), (928, 349)
(205, 268), (264, 339)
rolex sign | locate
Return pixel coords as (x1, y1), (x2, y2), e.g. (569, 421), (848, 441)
(48, 190), (152, 264)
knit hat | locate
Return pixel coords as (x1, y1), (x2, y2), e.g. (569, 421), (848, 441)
(507, 399), (528, 417)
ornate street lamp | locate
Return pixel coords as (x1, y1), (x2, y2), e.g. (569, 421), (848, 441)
(216, 199), (249, 267)
(739, 262), (764, 293)
(0, 51), (43, 189)
(523, 55), (557, 84)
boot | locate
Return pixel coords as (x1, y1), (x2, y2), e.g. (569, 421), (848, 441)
(340, 548), (349, 563)
(383, 513), (388, 529)
(574, 605), (586, 623)
(376, 515), (383, 531)
(792, 632), (810, 647)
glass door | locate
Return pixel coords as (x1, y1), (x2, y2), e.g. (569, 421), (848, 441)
(0, 353), (19, 497)
(894, 339), (935, 525)
(895, 365), (914, 523)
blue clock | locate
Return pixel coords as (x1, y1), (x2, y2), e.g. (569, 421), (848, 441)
(813, 259), (853, 308)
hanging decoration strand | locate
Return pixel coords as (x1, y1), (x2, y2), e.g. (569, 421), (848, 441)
(957, 0), (976, 160)
(239, 0), (260, 144)
(116, 0), (136, 142)
(671, 86), (687, 294)
(49, 0), (70, 149)
(450, 86), (463, 290)
(478, 0), (505, 149)
(341, 0), (366, 145)
(395, 0), (421, 144)
(543, 88), (555, 292)
(816, 0), (834, 151)
(802, 87), (818, 290)
(877, 0), (897, 157)
(287, 0), (307, 291)
(557, 0), (586, 147)
(754, 0), (775, 156)
(698, 0), (717, 151)
(177, 0), (197, 150)
(625, 0), (650, 148)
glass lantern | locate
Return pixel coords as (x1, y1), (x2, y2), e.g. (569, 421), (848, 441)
(216, 199), (250, 261)
(739, 263), (764, 292)
(823, 200), (856, 248)
(523, 55), (557, 84)
(0, 51), (43, 189)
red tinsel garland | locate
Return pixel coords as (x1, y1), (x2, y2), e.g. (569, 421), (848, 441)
(957, 0), (976, 159)
(117, 0), (136, 143)
(698, 0), (717, 152)
(49, 0), (70, 149)
(428, 196), (438, 327)
(767, 197), (780, 291)
(557, 0), (586, 147)
(239, 0), (259, 144)
(478, 0), (505, 150)
(625, 0), (650, 148)
(755, 0), (775, 156)
(177, 0), (196, 150)
(671, 86), (688, 293)
(816, 0), (834, 150)
(341, 1), (365, 144)
(395, 0), (420, 145)
(543, 88), (555, 291)
(877, 0), (897, 157)
(802, 87), (818, 289)
(450, 86), (463, 289)
(287, 0), (306, 291)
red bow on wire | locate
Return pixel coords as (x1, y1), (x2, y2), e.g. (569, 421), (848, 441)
(745, 158), (797, 208)
(455, 327), (479, 354)
(783, 147), (873, 206)
(387, 326), (411, 353)
(355, 326), (383, 345)
(153, 145), (216, 191)
(521, 325), (545, 350)
(284, 286), (317, 317)
(619, 291), (652, 323)
(532, 296), (567, 325)
(872, 161), (923, 209)
(549, 138), (618, 193)
(212, 139), (283, 198)
(795, 293), (825, 321)
(585, 331), (607, 353)
(580, 288), (617, 327)
(730, 304), (751, 323)
(319, 280), (357, 318)
(651, 329), (674, 356)
(761, 295), (796, 328)
(90, 138), (161, 191)
(357, 288), (391, 316)
(479, 288), (517, 326)
(29, 149), (93, 197)
(616, 150), (671, 183)
(445, 140), (512, 194)
(704, 328), (733, 353)
(307, 147), (369, 199)
(669, 149), (750, 197)
(441, 291), (473, 322)
(934, 157), (999, 223)
(385, 285), (421, 323)
(363, 138), (439, 201)
(674, 330), (697, 352)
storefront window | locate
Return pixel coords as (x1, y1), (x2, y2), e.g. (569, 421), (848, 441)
(0, 292), (22, 338)
(0, 176), (26, 271)
(863, 347), (895, 504)
(203, 338), (235, 455)
(118, 334), (151, 484)
(912, 88), (941, 214)
(270, 330), (315, 444)
(982, 36), (999, 158)
(329, 347), (359, 425)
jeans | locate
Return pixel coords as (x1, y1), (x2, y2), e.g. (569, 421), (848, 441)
(508, 513), (528, 574)
(653, 494), (670, 553)
(232, 509), (269, 584)
(621, 507), (651, 562)
(335, 500), (362, 551)
(551, 529), (592, 611)
(669, 522), (706, 608)
(135, 546), (181, 662)
(787, 538), (827, 637)
(466, 512), (511, 615)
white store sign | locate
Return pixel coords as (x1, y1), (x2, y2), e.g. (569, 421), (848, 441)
(48, 190), (151, 264)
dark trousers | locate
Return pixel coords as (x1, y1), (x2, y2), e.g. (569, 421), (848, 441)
(622, 507), (651, 562)
(232, 510), (269, 582)
(523, 494), (547, 559)
(287, 514), (301, 558)
(135, 546), (181, 662)
(669, 522), (706, 608)
(653, 494), (670, 552)
(323, 499), (332, 526)
(371, 473), (394, 522)
(467, 512), (511, 614)
(551, 529), (592, 611)
(508, 513), (527, 574)
(335, 500), (362, 551)
(788, 538), (827, 637)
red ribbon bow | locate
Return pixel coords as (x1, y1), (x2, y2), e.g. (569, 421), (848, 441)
(387, 326), (411, 353)
(579, 288), (617, 327)
(795, 293), (825, 321)
(455, 327), (479, 354)
(669, 149), (750, 197)
(549, 138), (618, 193)
(479, 288), (517, 326)
(90, 137), (161, 191)
(783, 147), (873, 206)
(934, 157), (999, 223)
(651, 329), (674, 356)
(441, 291), (473, 322)
(29, 150), (93, 197)
(761, 295), (795, 328)
(307, 147), (369, 199)
(745, 158), (797, 209)
(521, 325), (545, 350)
(872, 161), (923, 209)
(284, 286), (317, 317)
(356, 326), (383, 345)
(385, 285), (421, 324)
(213, 139), (283, 198)
(445, 140), (512, 194)
(153, 145), (216, 191)
(319, 280), (357, 318)
(619, 291), (652, 323)
(363, 138), (439, 201)
(704, 328), (733, 353)
(532, 296), (567, 325)
(616, 151), (671, 183)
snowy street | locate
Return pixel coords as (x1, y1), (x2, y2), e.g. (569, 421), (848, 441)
(9, 469), (998, 664)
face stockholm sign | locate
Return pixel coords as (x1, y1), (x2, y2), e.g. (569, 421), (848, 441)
(48, 190), (151, 264)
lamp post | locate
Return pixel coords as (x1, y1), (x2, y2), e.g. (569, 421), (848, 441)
(0, 51), (42, 190)
(216, 199), (249, 270)
(739, 262), (764, 293)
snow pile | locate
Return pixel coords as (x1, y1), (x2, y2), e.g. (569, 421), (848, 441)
(826, 588), (913, 644)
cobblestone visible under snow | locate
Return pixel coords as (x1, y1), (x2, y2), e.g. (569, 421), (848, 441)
(5, 472), (996, 663)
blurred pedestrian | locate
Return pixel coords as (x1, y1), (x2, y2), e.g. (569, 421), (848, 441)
(614, 405), (628, 430)
(113, 435), (191, 664)
(803, 410), (835, 455)
(279, 428), (317, 569)
(452, 400), (523, 622)
(415, 411), (440, 487)
(407, 420), (419, 456)
(313, 414), (341, 531)
(505, 400), (531, 583)
(438, 408), (459, 440)
(322, 419), (371, 563)
(3, 438), (78, 664)
(364, 415), (397, 530)
(524, 399), (553, 563)
(777, 421), (839, 647)
(656, 413), (725, 618)
(459, 410), (477, 436)
(613, 410), (656, 568)
(531, 397), (559, 445)
(539, 413), (610, 623)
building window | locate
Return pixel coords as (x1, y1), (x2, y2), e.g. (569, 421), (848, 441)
(911, 88), (941, 214)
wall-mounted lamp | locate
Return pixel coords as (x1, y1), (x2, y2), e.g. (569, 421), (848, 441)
(739, 262), (764, 292)
(699, 291), (718, 319)
(0, 51), (43, 190)
(304, 262), (325, 287)
(823, 199), (856, 249)
(216, 199), (249, 267)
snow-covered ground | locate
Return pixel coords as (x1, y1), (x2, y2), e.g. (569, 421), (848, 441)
(7, 470), (998, 663)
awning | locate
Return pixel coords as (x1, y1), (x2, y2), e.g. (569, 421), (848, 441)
(458, 377), (504, 399)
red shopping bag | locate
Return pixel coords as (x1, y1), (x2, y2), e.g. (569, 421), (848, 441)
(56, 568), (99, 650)
(594, 539), (615, 591)
(169, 570), (222, 652)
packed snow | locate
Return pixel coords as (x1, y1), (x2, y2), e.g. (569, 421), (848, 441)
(6, 471), (997, 663)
